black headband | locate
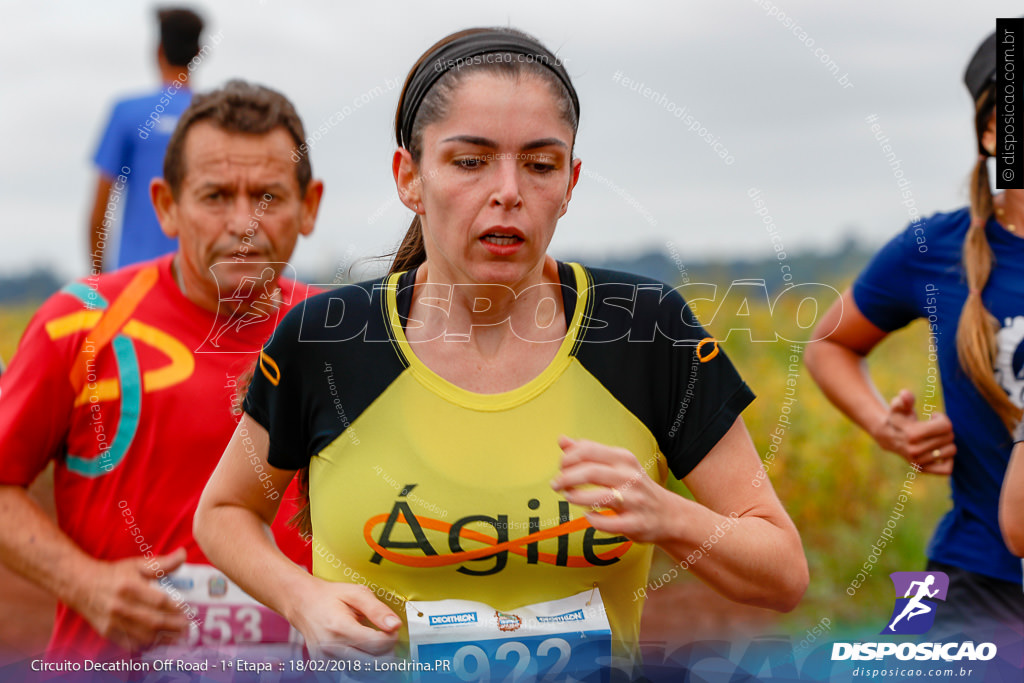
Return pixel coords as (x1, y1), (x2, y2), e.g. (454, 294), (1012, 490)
(397, 31), (579, 149)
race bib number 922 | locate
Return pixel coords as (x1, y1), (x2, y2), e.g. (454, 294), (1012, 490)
(407, 589), (611, 681)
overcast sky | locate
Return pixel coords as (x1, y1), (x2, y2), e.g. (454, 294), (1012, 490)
(2, 0), (1020, 281)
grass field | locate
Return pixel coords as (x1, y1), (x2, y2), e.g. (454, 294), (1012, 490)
(0, 285), (949, 651)
(0, 306), (35, 367)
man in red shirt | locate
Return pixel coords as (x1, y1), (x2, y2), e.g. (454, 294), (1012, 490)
(0, 80), (323, 661)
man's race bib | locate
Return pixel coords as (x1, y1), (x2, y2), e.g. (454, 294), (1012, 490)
(407, 589), (611, 681)
(145, 563), (303, 662)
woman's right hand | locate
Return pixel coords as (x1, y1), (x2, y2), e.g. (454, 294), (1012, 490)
(870, 389), (956, 475)
(288, 577), (402, 659)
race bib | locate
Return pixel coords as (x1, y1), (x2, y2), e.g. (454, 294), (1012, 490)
(146, 563), (303, 661)
(407, 589), (611, 681)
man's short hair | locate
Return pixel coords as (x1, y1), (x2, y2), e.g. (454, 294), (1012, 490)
(158, 7), (204, 66)
(163, 80), (312, 199)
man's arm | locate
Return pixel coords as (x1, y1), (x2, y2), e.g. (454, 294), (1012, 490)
(88, 174), (114, 273)
(0, 486), (93, 607)
(0, 484), (189, 651)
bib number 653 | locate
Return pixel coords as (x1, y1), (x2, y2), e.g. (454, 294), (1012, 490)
(185, 605), (262, 646)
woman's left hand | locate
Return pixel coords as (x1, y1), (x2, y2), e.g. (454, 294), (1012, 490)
(550, 435), (670, 544)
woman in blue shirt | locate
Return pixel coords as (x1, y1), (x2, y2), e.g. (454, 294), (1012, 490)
(806, 26), (1024, 636)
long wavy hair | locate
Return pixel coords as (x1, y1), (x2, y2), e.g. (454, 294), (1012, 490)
(956, 86), (1022, 433)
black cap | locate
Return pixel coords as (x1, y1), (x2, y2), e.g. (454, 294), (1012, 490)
(964, 18), (1024, 102)
(964, 29), (998, 102)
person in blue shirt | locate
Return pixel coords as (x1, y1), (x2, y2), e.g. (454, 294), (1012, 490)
(88, 7), (206, 272)
(806, 26), (1024, 637)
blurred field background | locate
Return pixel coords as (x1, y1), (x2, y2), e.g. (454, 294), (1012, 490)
(0, 262), (948, 657)
(644, 281), (947, 651)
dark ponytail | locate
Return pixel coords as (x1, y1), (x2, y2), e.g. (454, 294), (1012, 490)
(389, 215), (427, 275)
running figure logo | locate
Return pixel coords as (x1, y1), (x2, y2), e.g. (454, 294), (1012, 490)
(199, 262), (293, 353)
(881, 571), (949, 635)
(209, 267), (282, 347)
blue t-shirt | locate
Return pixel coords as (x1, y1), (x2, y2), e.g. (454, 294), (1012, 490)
(854, 207), (1024, 584)
(93, 85), (192, 269)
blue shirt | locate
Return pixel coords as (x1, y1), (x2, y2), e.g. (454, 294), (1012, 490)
(854, 207), (1024, 584)
(93, 85), (192, 269)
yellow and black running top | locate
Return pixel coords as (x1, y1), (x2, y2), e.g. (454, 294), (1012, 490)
(244, 261), (754, 653)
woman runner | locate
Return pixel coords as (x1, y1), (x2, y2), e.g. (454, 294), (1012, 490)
(806, 26), (1024, 636)
(195, 26), (807, 675)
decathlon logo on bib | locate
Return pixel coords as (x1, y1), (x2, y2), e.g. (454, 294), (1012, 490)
(536, 609), (585, 624)
(429, 612), (478, 627)
(831, 571), (997, 662)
